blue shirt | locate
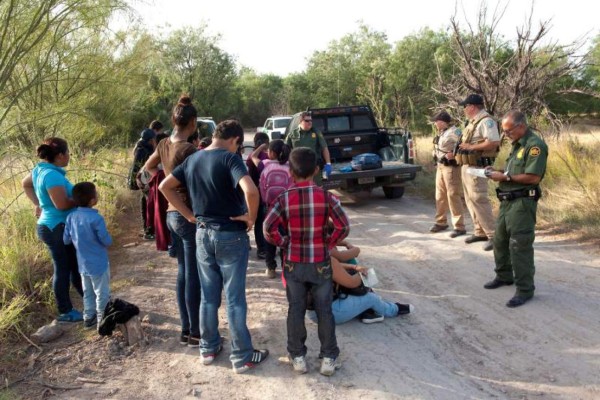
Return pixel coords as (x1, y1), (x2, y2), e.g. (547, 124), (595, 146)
(172, 149), (248, 231)
(63, 207), (112, 276)
(32, 162), (74, 229)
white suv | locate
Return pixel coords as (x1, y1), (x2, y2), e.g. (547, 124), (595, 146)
(259, 116), (292, 140)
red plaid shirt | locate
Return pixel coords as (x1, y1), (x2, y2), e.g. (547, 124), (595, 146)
(263, 181), (350, 263)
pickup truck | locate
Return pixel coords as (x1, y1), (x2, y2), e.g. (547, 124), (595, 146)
(278, 105), (421, 199)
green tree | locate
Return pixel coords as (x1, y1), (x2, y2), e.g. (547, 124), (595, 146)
(388, 28), (453, 130)
(157, 26), (237, 121)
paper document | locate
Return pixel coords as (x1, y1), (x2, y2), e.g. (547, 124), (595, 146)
(360, 268), (379, 288)
(466, 167), (489, 178)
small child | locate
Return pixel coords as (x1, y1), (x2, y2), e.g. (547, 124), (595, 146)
(63, 182), (112, 330)
(251, 139), (292, 278)
(263, 147), (350, 376)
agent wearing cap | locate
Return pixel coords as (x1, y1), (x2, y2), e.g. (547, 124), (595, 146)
(429, 111), (466, 238)
(456, 94), (500, 251)
(483, 110), (548, 308)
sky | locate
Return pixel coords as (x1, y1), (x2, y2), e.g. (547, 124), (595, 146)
(127, 0), (599, 76)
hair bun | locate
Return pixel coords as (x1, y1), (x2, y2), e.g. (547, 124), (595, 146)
(178, 95), (192, 106)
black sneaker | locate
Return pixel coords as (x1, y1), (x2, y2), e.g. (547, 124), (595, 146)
(84, 315), (97, 329)
(359, 309), (384, 324)
(188, 336), (200, 347)
(180, 332), (190, 345)
(233, 349), (269, 374)
(396, 303), (414, 316)
(257, 250), (266, 259)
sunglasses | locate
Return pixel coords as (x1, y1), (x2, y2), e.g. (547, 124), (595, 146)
(303, 119), (313, 123)
(502, 124), (521, 134)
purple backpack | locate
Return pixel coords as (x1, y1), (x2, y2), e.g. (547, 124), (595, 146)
(260, 160), (292, 206)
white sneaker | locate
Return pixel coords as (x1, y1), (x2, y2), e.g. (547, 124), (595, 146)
(319, 357), (341, 376)
(289, 355), (308, 374)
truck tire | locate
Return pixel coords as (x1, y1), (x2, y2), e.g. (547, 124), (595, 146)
(383, 186), (405, 199)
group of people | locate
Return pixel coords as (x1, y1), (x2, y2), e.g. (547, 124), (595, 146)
(21, 91), (547, 379)
(22, 139), (112, 329)
(430, 93), (548, 308)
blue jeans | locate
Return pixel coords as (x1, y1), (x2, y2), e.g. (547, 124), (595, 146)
(196, 227), (253, 368)
(284, 261), (339, 359)
(331, 292), (399, 324)
(167, 211), (201, 337)
(37, 223), (83, 314)
(81, 268), (111, 321)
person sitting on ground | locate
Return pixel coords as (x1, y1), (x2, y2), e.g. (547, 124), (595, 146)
(63, 182), (112, 331)
(264, 147), (350, 377)
(251, 139), (292, 279)
(329, 256), (413, 325)
(330, 239), (360, 263)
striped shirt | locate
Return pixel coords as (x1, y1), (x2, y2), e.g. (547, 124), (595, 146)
(263, 181), (350, 263)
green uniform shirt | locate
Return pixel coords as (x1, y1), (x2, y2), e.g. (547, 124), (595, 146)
(499, 129), (548, 191)
(285, 127), (327, 161)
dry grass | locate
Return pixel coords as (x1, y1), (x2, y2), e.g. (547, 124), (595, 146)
(410, 129), (600, 239)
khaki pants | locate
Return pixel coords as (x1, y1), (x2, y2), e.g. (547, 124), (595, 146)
(435, 164), (465, 230)
(460, 165), (495, 238)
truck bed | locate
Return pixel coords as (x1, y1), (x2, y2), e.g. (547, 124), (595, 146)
(324, 161), (422, 191)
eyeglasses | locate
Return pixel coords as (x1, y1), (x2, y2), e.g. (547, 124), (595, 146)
(502, 124), (521, 134)
(303, 119), (312, 123)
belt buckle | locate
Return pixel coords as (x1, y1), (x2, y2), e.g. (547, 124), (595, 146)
(528, 189), (536, 197)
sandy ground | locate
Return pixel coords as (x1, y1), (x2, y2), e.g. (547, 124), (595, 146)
(8, 188), (600, 400)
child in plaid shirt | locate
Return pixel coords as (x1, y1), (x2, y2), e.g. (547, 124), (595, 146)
(264, 147), (349, 376)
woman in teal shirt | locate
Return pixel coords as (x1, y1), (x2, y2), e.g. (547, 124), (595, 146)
(22, 137), (83, 322)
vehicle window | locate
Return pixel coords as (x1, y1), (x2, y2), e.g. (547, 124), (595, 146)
(274, 118), (291, 129)
(313, 118), (325, 133)
(266, 120), (273, 130)
(197, 121), (215, 138)
(327, 116), (350, 132)
(353, 115), (375, 130)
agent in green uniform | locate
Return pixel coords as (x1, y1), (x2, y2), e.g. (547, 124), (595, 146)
(484, 110), (548, 308)
(285, 111), (332, 185)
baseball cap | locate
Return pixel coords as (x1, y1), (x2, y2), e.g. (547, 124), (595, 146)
(430, 111), (452, 123)
(458, 94), (484, 106)
(140, 128), (156, 141)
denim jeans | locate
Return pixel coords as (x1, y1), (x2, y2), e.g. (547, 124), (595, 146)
(283, 261), (339, 359)
(37, 223), (83, 314)
(331, 292), (399, 324)
(196, 227), (253, 368)
(81, 268), (111, 321)
(167, 211), (201, 337)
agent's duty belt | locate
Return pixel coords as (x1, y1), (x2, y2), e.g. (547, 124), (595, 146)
(438, 158), (458, 167)
(496, 187), (541, 201)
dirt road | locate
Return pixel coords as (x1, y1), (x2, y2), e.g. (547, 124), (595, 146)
(14, 190), (600, 399)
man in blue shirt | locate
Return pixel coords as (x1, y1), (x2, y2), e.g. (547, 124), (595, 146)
(160, 119), (269, 374)
(64, 182), (112, 330)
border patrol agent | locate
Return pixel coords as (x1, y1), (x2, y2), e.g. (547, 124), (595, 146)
(429, 111), (466, 237)
(285, 111), (332, 186)
(456, 94), (500, 251)
(484, 110), (548, 308)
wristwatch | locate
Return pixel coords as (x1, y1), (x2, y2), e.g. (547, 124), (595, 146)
(504, 172), (511, 182)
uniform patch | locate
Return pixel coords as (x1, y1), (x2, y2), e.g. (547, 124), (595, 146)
(529, 147), (541, 157)
(486, 119), (495, 128)
(517, 148), (525, 159)
(312, 133), (316, 138)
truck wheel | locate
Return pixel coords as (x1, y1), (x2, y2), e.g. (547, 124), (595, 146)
(383, 186), (405, 199)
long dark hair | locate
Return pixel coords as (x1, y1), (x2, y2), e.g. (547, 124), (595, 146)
(269, 139), (291, 165)
(37, 137), (68, 163)
(171, 94), (198, 129)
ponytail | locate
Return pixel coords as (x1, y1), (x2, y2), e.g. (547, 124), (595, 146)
(269, 139), (290, 165)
